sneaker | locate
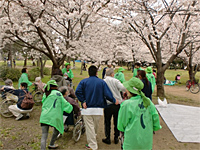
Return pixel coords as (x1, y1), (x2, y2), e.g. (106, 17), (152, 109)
(102, 138), (111, 144)
(114, 137), (119, 144)
(15, 114), (23, 121)
(48, 144), (59, 149)
(85, 144), (92, 150)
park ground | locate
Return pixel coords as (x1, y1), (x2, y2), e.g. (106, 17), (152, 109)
(0, 61), (200, 150)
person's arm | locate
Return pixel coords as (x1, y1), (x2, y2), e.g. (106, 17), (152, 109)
(61, 96), (73, 114)
(116, 79), (126, 92)
(75, 81), (85, 103)
(117, 102), (132, 132)
(3, 88), (20, 96)
(150, 103), (162, 131)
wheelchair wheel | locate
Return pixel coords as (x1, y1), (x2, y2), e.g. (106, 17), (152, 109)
(33, 91), (43, 104)
(72, 123), (82, 142)
(0, 99), (15, 117)
(190, 84), (199, 94)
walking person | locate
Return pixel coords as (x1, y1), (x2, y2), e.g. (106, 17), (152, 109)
(13, 59), (16, 68)
(117, 77), (162, 150)
(102, 62), (112, 79)
(137, 70), (152, 100)
(40, 80), (73, 150)
(145, 67), (156, 93)
(75, 65), (118, 150)
(62, 63), (74, 86)
(133, 62), (143, 77)
(51, 68), (67, 88)
(18, 68), (32, 91)
(102, 68), (126, 145)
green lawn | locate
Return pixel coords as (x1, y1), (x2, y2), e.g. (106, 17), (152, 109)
(0, 60), (199, 90)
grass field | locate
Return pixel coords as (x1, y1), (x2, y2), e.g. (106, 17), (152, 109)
(0, 60), (199, 90)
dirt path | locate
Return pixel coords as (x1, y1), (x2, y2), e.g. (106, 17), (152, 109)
(0, 85), (200, 149)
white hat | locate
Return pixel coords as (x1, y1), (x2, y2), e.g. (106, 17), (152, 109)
(35, 77), (41, 82)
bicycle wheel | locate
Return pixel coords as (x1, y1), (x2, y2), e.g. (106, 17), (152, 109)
(73, 123), (82, 142)
(190, 84), (199, 94)
(33, 91), (43, 104)
(185, 80), (190, 91)
(0, 99), (15, 117)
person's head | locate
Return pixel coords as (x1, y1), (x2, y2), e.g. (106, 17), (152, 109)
(107, 62), (112, 68)
(35, 77), (41, 83)
(21, 68), (27, 73)
(20, 82), (28, 89)
(137, 70), (149, 86)
(135, 62), (141, 69)
(123, 77), (150, 108)
(59, 86), (69, 97)
(65, 63), (70, 69)
(106, 68), (114, 77)
(65, 80), (70, 87)
(52, 68), (63, 76)
(118, 67), (125, 73)
(44, 80), (58, 97)
(63, 73), (68, 79)
(88, 65), (98, 77)
(5, 79), (13, 86)
(145, 67), (153, 74)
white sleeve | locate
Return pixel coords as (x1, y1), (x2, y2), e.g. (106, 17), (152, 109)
(116, 79), (126, 92)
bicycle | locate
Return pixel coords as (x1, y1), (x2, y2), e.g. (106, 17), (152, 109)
(186, 79), (199, 94)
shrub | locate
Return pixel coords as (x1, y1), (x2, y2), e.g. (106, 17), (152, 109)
(43, 67), (51, 75)
(0, 65), (21, 81)
(29, 67), (40, 81)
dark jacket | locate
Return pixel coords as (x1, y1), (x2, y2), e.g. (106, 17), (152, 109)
(64, 96), (80, 116)
(4, 88), (30, 110)
(141, 79), (152, 100)
(102, 67), (107, 79)
(75, 76), (116, 108)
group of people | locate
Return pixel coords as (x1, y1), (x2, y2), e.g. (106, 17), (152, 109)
(1, 62), (161, 150)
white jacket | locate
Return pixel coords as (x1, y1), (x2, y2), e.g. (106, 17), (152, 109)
(104, 76), (126, 104)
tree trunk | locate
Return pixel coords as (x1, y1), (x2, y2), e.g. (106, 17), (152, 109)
(24, 57), (27, 67)
(73, 59), (75, 69)
(39, 57), (44, 78)
(156, 44), (165, 97)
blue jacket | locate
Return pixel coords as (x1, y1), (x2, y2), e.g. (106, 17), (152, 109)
(4, 88), (30, 110)
(75, 76), (116, 108)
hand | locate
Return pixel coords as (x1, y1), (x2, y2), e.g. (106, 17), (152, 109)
(115, 99), (119, 105)
(82, 102), (87, 109)
(1, 86), (4, 91)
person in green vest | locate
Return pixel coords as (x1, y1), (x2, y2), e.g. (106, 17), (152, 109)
(40, 80), (73, 150)
(133, 62), (143, 77)
(114, 67), (125, 83)
(62, 63), (74, 84)
(18, 68), (32, 91)
(145, 67), (156, 93)
(117, 77), (162, 150)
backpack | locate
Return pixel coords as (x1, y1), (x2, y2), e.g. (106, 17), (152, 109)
(21, 90), (34, 109)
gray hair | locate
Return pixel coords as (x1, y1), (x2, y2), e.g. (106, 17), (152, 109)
(106, 68), (114, 76)
(5, 79), (13, 85)
(58, 86), (69, 95)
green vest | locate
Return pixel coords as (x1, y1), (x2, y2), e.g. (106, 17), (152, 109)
(118, 96), (162, 150)
(146, 73), (156, 92)
(62, 68), (74, 79)
(114, 71), (125, 83)
(133, 67), (143, 77)
(40, 90), (73, 134)
(18, 73), (32, 90)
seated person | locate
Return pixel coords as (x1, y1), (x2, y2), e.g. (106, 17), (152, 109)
(35, 77), (45, 92)
(1, 82), (33, 121)
(1, 79), (15, 100)
(59, 86), (80, 127)
(66, 80), (76, 99)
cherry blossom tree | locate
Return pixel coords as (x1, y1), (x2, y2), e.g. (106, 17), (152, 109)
(101, 0), (200, 96)
(0, 0), (111, 73)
